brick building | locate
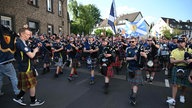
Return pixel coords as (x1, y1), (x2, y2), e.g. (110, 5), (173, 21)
(0, 0), (70, 36)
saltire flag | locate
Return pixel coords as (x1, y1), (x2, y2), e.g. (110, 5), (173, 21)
(119, 18), (147, 38)
(108, 0), (116, 34)
(0, 24), (18, 54)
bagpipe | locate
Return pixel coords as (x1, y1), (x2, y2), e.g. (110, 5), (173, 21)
(184, 47), (192, 69)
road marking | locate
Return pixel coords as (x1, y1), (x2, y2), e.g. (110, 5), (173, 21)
(167, 97), (175, 108)
(165, 69), (168, 75)
(76, 79), (88, 85)
(165, 79), (170, 87)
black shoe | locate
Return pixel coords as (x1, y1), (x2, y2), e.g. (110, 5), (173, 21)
(59, 71), (64, 74)
(67, 76), (73, 81)
(149, 79), (153, 84)
(42, 69), (47, 75)
(54, 74), (59, 78)
(30, 99), (45, 106)
(104, 87), (109, 94)
(129, 97), (136, 105)
(47, 67), (50, 72)
(89, 80), (95, 85)
(13, 97), (26, 106)
(145, 78), (150, 82)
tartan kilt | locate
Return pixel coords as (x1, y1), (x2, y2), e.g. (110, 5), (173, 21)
(128, 70), (144, 85)
(144, 58), (160, 72)
(101, 64), (114, 77)
(87, 58), (97, 70)
(171, 66), (192, 87)
(18, 70), (37, 91)
(112, 56), (121, 67)
(72, 58), (78, 68)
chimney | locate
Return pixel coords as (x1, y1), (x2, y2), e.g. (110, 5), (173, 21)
(166, 19), (169, 24)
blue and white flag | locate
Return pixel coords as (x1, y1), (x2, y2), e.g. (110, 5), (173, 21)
(119, 18), (147, 38)
(108, 0), (116, 34)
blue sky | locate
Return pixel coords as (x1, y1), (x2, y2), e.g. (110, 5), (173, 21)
(74, 0), (192, 24)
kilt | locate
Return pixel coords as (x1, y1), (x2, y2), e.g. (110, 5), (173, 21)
(87, 58), (97, 70)
(18, 70), (37, 91)
(101, 64), (114, 77)
(112, 56), (121, 67)
(71, 58), (78, 68)
(171, 66), (192, 87)
(144, 58), (160, 72)
(128, 70), (144, 85)
(43, 53), (51, 63)
(55, 58), (63, 66)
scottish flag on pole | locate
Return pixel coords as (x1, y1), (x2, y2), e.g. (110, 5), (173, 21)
(108, 0), (116, 34)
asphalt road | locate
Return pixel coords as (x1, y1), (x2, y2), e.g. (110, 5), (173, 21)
(0, 62), (192, 108)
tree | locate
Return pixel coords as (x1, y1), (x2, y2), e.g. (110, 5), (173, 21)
(68, 0), (101, 35)
(172, 28), (182, 36)
(106, 29), (113, 37)
(94, 29), (114, 37)
(161, 27), (172, 39)
(94, 29), (103, 36)
(161, 27), (182, 39)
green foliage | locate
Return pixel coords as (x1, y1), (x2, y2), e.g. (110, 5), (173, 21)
(106, 29), (113, 37)
(161, 27), (182, 39)
(172, 28), (182, 36)
(68, 0), (101, 35)
(161, 27), (172, 39)
(94, 29), (114, 37)
(94, 29), (103, 36)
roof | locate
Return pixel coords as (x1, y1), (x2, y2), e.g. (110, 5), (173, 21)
(116, 12), (141, 22)
(98, 12), (142, 27)
(161, 17), (178, 28)
(161, 17), (192, 30)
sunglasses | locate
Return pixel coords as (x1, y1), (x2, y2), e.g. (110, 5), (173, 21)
(147, 40), (152, 41)
(129, 41), (135, 43)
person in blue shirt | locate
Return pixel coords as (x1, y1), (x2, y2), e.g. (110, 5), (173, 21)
(126, 37), (146, 105)
(39, 34), (52, 74)
(83, 36), (99, 85)
(52, 37), (64, 78)
(13, 27), (44, 106)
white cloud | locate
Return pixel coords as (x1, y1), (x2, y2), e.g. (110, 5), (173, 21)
(116, 6), (138, 16)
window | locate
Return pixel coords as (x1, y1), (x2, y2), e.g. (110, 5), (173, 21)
(47, 0), (53, 12)
(48, 24), (53, 35)
(28, 0), (38, 6)
(1, 16), (12, 30)
(58, 0), (62, 16)
(58, 26), (63, 34)
(28, 20), (39, 35)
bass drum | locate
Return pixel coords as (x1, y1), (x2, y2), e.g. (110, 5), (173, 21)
(147, 60), (154, 67)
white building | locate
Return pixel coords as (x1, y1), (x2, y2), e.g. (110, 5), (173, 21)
(150, 17), (177, 38)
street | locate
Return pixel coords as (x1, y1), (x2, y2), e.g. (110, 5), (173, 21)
(0, 62), (192, 108)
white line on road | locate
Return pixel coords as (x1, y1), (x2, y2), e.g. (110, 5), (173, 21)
(165, 69), (168, 75)
(165, 79), (170, 87)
